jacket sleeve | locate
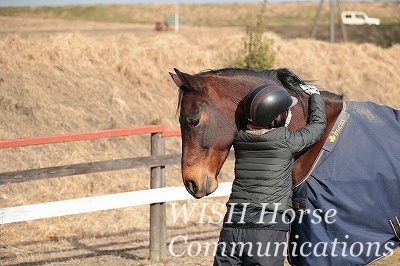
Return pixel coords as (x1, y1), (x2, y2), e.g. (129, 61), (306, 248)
(287, 94), (327, 155)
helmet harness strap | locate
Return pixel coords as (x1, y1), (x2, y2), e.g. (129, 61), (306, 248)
(285, 109), (292, 127)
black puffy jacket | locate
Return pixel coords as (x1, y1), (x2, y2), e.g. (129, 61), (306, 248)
(228, 94), (326, 214)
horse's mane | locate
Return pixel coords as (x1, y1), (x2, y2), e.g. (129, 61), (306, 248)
(176, 68), (343, 114)
(198, 67), (344, 108)
(198, 68), (280, 81)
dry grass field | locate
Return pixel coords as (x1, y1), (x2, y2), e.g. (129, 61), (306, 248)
(1, 1), (399, 47)
(1, 2), (400, 265)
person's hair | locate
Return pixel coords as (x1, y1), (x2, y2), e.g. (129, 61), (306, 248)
(266, 109), (288, 129)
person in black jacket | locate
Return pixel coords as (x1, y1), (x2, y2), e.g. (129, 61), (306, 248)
(213, 83), (326, 266)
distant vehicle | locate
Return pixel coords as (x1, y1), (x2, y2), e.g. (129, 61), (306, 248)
(341, 11), (380, 25)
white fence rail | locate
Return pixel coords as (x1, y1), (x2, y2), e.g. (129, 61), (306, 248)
(0, 182), (232, 225)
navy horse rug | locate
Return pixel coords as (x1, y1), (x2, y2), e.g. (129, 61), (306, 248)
(289, 101), (400, 265)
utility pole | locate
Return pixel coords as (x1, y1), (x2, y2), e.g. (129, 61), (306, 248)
(311, 0), (347, 43)
(175, 3), (179, 32)
(336, 0), (347, 42)
(329, 0), (335, 43)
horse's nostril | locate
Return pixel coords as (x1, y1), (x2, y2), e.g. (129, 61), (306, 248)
(205, 176), (212, 195)
(205, 175), (218, 196)
(186, 180), (196, 195)
(185, 177), (214, 198)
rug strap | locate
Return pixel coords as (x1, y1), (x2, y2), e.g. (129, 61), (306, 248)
(293, 101), (350, 189)
(321, 102), (350, 152)
(389, 216), (400, 240)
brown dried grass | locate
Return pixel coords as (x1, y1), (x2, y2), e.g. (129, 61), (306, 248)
(0, 12), (399, 265)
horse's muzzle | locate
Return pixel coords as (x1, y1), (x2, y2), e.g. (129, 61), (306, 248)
(185, 175), (217, 199)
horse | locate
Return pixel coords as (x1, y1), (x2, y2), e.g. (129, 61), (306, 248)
(170, 67), (400, 265)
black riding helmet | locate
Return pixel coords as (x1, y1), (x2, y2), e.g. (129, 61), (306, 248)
(245, 83), (298, 127)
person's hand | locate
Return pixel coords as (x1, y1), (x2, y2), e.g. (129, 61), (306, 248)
(300, 84), (320, 95)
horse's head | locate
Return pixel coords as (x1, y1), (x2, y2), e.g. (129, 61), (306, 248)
(170, 68), (343, 198)
(169, 68), (257, 198)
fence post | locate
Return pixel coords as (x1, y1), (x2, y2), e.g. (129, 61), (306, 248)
(149, 131), (166, 261)
(160, 137), (167, 260)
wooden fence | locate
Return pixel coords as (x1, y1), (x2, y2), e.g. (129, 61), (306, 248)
(0, 125), (232, 262)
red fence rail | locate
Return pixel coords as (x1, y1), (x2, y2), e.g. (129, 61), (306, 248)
(0, 125), (180, 149)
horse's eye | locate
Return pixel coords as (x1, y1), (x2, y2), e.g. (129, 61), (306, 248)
(188, 117), (200, 127)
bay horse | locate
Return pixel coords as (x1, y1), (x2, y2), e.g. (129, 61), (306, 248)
(170, 67), (400, 265)
(170, 67), (342, 198)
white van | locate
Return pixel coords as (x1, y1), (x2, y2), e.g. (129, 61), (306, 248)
(341, 11), (380, 25)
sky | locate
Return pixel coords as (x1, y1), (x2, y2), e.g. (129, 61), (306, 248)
(0, 0), (384, 7)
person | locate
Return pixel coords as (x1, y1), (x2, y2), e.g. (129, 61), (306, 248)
(213, 83), (326, 266)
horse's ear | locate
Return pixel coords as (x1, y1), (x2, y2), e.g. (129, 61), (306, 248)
(170, 71), (183, 88)
(170, 68), (205, 93)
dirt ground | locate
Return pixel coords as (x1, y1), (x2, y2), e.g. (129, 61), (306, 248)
(1, 208), (228, 266)
(1, 15), (399, 266)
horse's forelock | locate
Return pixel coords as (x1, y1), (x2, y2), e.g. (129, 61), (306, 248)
(174, 70), (207, 116)
(176, 86), (203, 116)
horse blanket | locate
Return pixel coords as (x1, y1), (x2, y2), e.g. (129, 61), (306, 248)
(289, 101), (400, 266)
